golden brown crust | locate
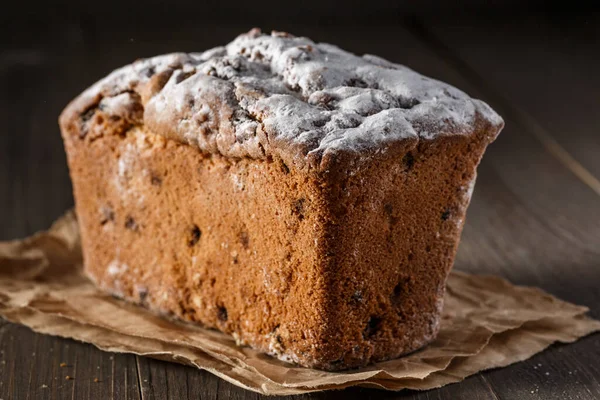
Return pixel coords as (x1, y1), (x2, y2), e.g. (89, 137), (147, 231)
(59, 30), (503, 370)
(61, 117), (494, 369)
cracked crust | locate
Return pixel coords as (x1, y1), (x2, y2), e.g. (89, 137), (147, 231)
(59, 29), (505, 370)
(59, 28), (503, 171)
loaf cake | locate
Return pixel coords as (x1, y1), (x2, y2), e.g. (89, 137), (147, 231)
(59, 28), (503, 370)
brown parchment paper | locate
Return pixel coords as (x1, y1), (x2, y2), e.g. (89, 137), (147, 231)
(0, 211), (598, 395)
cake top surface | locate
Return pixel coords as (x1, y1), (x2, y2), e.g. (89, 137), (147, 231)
(62, 28), (504, 170)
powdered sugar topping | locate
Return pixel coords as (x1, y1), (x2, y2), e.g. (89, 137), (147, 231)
(64, 29), (503, 170)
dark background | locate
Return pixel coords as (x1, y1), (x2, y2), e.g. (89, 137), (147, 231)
(1, 1), (600, 399)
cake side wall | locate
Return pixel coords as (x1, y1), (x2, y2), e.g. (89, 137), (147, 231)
(313, 133), (491, 370)
(60, 124), (333, 364)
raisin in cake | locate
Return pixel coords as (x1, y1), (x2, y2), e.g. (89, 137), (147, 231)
(59, 28), (504, 370)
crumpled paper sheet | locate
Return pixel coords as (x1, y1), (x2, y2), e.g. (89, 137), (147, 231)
(0, 211), (598, 396)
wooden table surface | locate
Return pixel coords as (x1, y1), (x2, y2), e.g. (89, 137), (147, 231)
(1, 10), (599, 400)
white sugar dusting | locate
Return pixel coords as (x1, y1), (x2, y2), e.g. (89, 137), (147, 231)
(71, 29), (503, 170)
(451, 174), (478, 229)
(99, 92), (137, 115)
(115, 143), (136, 192)
(464, 175), (477, 202)
(107, 260), (129, 276)
(264, 331), (302, 365)
(114, 141), (146, 204)
(230, 174), (245, 191)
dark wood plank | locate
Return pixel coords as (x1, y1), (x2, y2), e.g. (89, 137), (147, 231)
(1, 12), (600, 400)
(0, 321), (15, 399)
(136, 355), (175, 400)
(0, 16), (144, 400)
(478, 338), (600, 400)
(66, 337), (113, 399)
(420, 13), (600, 180)
(27, 327), (63, 399)
(394, 13), (600, 400)
(388, 17), (600, 312)
(0, 38), (77, 240)
(182, 362), (221, 400)
(0, 324), (147, 400)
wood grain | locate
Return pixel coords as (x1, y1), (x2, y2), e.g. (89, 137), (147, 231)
(0, 12), (598, 400)
(403, 12), (600, 400)
(400, 15), (600, 312)
(421, 13), (600, 179)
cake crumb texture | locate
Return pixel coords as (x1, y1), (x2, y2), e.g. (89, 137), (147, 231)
(60, 29), (503, 370)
